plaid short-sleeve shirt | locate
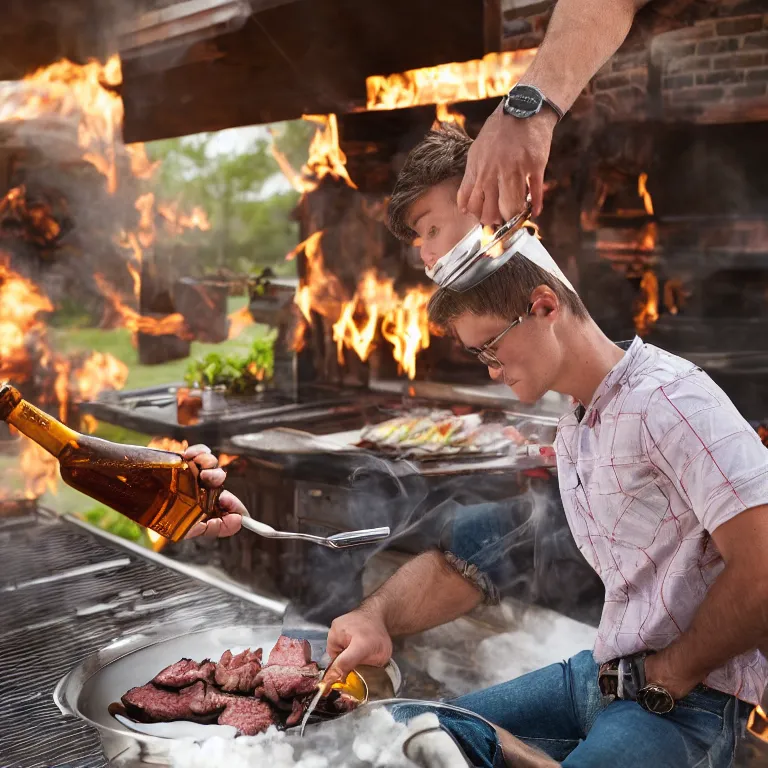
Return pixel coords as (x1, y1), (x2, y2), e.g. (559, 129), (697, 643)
(556, 337), (768, 705)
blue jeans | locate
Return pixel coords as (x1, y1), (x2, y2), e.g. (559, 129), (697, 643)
(435, 650), (749, 767)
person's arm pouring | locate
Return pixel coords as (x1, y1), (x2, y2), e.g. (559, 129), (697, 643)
(458, 0), (652, 223)
(324, 550), (483, 684)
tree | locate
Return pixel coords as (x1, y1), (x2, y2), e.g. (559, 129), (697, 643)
(144, 119), (314, 274)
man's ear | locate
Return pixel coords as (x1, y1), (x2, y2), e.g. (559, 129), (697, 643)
(529, 285), (559, 317)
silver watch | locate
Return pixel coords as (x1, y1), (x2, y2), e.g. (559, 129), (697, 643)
(503, 84), (564, 121)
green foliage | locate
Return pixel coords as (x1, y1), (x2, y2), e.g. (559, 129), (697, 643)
(145, 120), (313, 275)
(81, 505), (145, 543)
(184, 334), (275, 392)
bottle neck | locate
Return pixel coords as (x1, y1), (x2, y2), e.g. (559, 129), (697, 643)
(5, 399), (80, 458)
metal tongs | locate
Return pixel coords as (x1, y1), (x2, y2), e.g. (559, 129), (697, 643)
(239, 516), (390, 549)
(426, 199), (533, 292)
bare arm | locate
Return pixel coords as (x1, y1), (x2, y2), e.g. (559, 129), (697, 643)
(646, 505), (768, 698)
(366, 550), (483, 636)
(459, 0), (652, 222)
(522, 0), (651, 113)
(325, 551), (482, 683)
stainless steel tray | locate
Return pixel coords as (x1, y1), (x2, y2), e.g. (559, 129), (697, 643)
(54, 621), (402, 766)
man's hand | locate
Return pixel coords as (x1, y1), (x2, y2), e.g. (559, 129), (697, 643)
(643, 652), (699, 701)
(324, 607), (393, 686)
(183, 444), (244, 538)
(457, 103), (557, 224)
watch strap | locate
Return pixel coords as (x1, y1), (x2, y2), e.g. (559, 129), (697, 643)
(542, 95), (565, 121)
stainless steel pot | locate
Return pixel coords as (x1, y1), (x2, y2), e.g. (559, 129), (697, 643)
(54, 620), (402, 766)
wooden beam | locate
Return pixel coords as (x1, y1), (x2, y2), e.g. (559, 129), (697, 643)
(122, 0), (484, 142)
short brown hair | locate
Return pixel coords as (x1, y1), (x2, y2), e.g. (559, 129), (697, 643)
(388, 124), (471, 242)
(428, 257), (589, 329)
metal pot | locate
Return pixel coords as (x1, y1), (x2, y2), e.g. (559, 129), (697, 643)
(54, 620), (401, 766)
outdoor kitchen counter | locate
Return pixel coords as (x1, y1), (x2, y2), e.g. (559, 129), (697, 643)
(0, 510), (280, 768)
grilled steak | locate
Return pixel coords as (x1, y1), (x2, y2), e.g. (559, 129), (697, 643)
(266, 636), (312, 667)
(217, 697), (277, 736)
(214, 648), (263, 693)
(256, 662), (321, 702)
(152, 658), (216, 689)
(285, 696), (306, 727)
(121, 681), (223, 723)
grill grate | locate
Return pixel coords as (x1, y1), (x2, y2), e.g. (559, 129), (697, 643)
(0, 514), (275, 768)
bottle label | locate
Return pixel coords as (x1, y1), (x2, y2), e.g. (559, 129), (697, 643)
(20, 403), (50, 429)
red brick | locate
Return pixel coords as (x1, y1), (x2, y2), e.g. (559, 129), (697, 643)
(594, 74), (631, 92)
(664, 74), (695, 89)
(660, 42), (697, 59)
(716, 16), (763, 35)
(746, 67), (768, 81)
(711, 52), (764, 69)
(744, 32), (768, 49)
(674, 86), (726, 102)
(696, 69), (744, 85)
(666, 55), (712, 75)
(697, 38), (741, 55)
(611, 52), (647, 72)
(731, 83), (768, 97)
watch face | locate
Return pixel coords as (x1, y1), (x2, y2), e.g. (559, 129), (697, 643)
(638, 685), (675, 715)
(503, 85), (543, 119)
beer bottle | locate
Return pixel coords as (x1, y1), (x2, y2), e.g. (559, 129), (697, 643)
(0, 383), (220, 541)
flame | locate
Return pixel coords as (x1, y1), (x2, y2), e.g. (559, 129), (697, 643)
(434, 103), (466, 131)
(227, 306), (255, 340)
(747, 705), (768, 743)
(19, 441), (59, 499)
(218, 453), (238, 468)
(271, 115), (356, 195)
(0, 186), (61, 246)
(663, 278), (688, 316)
(157, 202), (211, 235)
(638, 173), (654, 216)
(145, 528), (167, 552)
(638, 222), (657, 252)
(366, 50), (536, 111)
(633, 270), (659, 336)
(147, 437), (189, 453)
(94, 274), (192, 339)
(73, 352), (129, 402)
(381, 286), (433, 380)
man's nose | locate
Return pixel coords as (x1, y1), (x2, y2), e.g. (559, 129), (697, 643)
(421, 245), (438, 269)
(488, 366), (504, 382)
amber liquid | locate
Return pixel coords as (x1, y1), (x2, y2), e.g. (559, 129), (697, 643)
(0, 384), (217, 542)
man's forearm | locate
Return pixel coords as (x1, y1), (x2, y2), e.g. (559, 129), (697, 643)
(361, 551), (483, 637)
(650, 561), (768, 696)
(521, 0), (651, 112)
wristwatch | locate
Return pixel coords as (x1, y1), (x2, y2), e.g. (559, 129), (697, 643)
(502, 84), (564, 122)
(598, 653), (675, 715)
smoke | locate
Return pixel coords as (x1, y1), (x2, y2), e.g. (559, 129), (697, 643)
(259, 449), (603, 631)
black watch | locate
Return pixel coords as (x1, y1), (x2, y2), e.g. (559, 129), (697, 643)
(502, 84), (564, 121)
(636, 683), (675, 715)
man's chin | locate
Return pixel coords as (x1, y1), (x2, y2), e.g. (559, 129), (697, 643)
(508, 381), (543, 406)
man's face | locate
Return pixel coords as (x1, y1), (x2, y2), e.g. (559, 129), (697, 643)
(408, 179), (479, 269)
(452, 309), (562, 405)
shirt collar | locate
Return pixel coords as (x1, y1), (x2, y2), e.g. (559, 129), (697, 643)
(575, 336), (644, 423)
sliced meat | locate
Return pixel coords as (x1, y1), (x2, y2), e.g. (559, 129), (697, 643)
(330, 691), (361, 714)
(152, 658), (216, 689)
(121, 681), (223, 723)
(256, 662), (321, 703)
(214, 648), (263, 693)
(217, 697), (277, 736)
(266, 636), (311, 667)
(285, 696), (307, 727)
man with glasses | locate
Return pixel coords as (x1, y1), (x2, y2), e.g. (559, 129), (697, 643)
(319, 126), (768, 767)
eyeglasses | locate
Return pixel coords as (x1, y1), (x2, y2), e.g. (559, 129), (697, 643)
(464, 304), (532, 369)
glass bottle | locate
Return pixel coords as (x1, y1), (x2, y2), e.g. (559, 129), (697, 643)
(0, 383), (220, 541)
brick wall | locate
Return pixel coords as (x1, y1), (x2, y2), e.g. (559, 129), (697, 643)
(500, 0), (554, 51)
(652, 13), (768, 122)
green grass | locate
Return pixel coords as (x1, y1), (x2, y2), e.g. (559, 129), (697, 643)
(8, 295), (268, 525)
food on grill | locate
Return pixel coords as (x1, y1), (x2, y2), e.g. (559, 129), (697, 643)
(358, 409), (539, 458)
(116, 634), (359, 737)
(215, 648), (263, 693)
(153, 658), (216, 689)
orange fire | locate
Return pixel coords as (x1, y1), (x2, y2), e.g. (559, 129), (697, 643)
(147, 437), (189, 453)
(0, 186), (61, 246)
(747, 704), (768, 743)
(638, 173), (654, 216)
(634, 269), (659, 336)
(271, 115), (356, 196)
(434, 103), (467, 131)
(94, 274), (192, 339)
(158, 202), (211, 235)
(366, 50), (537, 111)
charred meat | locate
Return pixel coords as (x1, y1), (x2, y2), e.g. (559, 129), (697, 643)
(121, 681), (223, 723)
(152, 658), (216, 689)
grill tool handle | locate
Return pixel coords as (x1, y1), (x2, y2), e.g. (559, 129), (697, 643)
(239, 516), (390, 549)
